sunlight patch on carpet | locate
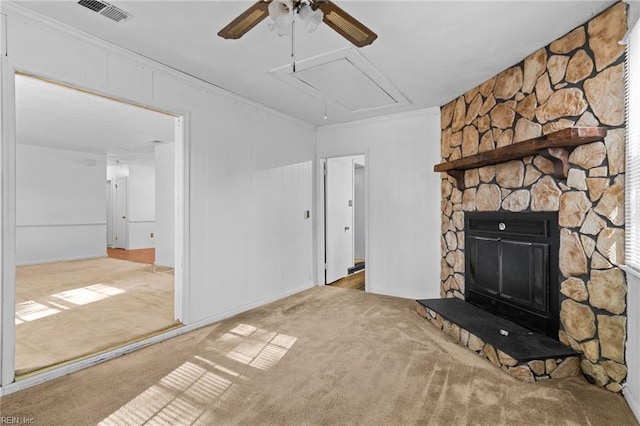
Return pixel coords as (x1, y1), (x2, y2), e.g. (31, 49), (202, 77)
(223, 324), (297, 371)
(16, 284), (124, 324)
(51, 283), (125, 305)
(99, 360), (237, 426)
(16, 301), (60, 324)
(100, 325), (297, 424)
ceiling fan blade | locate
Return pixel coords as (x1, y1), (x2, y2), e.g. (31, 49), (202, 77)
(218, 0), (271, 40)
(315, 1), (377, 47)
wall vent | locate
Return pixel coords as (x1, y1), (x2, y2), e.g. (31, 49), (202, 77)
(77, 0), (131, 22)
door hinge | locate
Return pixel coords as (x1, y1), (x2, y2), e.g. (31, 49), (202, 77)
(323, 164), (327, 176)
(324, 263), (327, 270)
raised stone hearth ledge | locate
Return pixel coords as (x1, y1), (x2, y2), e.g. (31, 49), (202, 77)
(416, 303), (580, 382)
(434, 127), (607, 190)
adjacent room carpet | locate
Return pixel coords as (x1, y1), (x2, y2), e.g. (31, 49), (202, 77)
(15, 257), (178, 376)
(2, 286), (636, 425)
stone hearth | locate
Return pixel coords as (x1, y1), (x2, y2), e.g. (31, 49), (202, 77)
(416, 299), (580, 382)
(437, 2), (627, 391)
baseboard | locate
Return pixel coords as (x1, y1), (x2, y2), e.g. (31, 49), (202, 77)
(16, 254), (107, 266)
(371, 287), (438, 300)
(0, 281), (315, 396)
(624, 387), (640, 424)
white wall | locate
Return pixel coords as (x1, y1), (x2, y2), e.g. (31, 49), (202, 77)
(16, 144), (106, 264)
(317, 110), (442, 299)
(2, 9), (315, 331)
(155, 143), (174, 267)
(626, 273), (640, 418)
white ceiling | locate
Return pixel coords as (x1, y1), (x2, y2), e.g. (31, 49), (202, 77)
(12, 1), (616, 126)
(15, 74), (175, 165)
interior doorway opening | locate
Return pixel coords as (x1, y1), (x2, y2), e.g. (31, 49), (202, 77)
(323, 154), (367, 291)
(13, 74), (183, 377)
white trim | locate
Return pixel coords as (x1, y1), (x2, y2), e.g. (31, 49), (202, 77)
(317, 107), (439, 132)
(2, 68), (191, 391)
(127, 220), (154, 224)
(317, 150), (370, 293)
(624, 387), (640, 424)
(0, 281), (314, 397)
(16, 255), (108, 267)
(16, 222), (107, 228)
(174, 114), (190, 324)
(0, 1), (316, 132)
(1, 56), (16, 387)
(1, 13), (7, 57)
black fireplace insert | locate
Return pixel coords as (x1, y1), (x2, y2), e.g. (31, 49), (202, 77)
(465, 211), (560, 338)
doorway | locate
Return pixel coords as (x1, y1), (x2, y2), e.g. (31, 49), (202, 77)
(12, 74), (183, 377)
(324, 155), (366, 291)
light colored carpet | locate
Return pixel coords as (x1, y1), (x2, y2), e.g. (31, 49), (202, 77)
(16, 257), (178, 376)
(1, 286), (637, 425)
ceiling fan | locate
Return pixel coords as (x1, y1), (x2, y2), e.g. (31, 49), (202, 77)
(218, 0), (377, 48)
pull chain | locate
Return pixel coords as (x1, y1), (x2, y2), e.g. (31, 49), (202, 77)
(291, 15), (296, 72)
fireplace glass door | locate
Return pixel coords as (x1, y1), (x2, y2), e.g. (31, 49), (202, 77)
(468, 237), (548, 312)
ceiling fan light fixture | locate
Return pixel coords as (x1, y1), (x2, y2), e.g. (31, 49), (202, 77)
(218, 0), (377, 47)
(298, 3), (324, 33)
(268, 0), (294, 36)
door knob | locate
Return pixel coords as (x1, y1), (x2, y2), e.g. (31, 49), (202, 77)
(344, 226), (350, 231)
(121, 216), (126, 219)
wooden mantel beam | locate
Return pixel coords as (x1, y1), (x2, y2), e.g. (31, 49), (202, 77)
(433, 127), (607, 190)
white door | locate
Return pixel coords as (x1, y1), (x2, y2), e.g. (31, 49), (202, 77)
(106, 180), (114, 247)
(325, 157), (354, 283)
(114, 177), (128, 249)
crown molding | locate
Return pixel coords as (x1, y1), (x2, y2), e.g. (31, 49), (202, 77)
(0, 1), (317, 131)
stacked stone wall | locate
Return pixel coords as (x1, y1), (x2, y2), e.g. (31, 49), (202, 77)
(439, 2), (627, 391)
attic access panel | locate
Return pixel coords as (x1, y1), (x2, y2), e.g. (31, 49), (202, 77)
(270, 47), (410, 113)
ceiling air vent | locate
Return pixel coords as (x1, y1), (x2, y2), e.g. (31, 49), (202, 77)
(77, 0), (131, 22)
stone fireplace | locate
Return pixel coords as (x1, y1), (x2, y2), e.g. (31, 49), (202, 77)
(437, 2), (628, 391)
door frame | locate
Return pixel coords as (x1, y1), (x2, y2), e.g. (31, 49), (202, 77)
(0, 59), (191, 389)
(113, 177), (129, 249)
(317, 150), (369, 292)
(106, 179), (114, 248)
